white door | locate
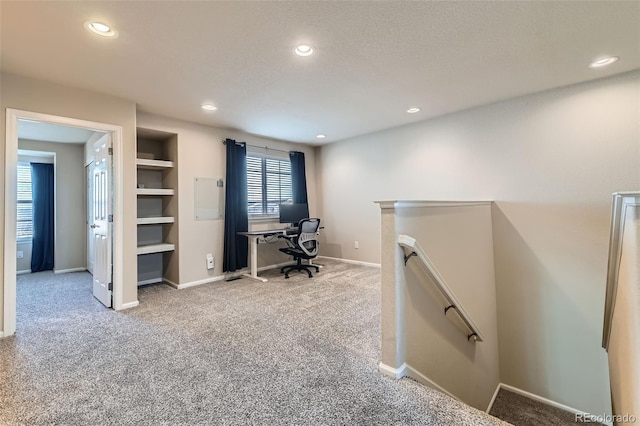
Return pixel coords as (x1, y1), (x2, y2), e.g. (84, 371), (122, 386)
(92, 134), (112, 307)
(86, 162), (95, 274)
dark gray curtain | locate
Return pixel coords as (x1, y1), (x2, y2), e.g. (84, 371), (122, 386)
(223, 139), (248, 272)
(31, 163), (54, 272)
(289, 151), (308, 204)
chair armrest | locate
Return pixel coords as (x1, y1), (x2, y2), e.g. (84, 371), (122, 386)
(277, 234), (297, 248)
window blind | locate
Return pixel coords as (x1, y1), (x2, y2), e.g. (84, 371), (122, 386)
(17, 163), (33, 239)
(246, 155), (292, 217)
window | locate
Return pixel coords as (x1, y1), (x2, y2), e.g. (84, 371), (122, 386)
(17, 162), (33, 240)
(246, 154), (292, 218)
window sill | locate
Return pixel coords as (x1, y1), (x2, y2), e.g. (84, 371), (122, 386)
(249, 216), (279, 223)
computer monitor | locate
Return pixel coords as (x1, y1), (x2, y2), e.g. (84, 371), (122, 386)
(279, 203), (309, 226)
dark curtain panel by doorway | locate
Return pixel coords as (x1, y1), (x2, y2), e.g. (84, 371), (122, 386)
(289, 151), (308, 205)
(31, 162), (54, 272)
(223, 139), (248, 272)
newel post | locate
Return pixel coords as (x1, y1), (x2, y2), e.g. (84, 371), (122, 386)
(375, 201), (407, 378)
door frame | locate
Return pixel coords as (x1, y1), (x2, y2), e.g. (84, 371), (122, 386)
(4, 108), (125, 336)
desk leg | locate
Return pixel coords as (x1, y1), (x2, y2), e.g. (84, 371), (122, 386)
(243, 235), (268, 282)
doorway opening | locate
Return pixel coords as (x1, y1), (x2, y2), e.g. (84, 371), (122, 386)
(4, 109), (125, 337)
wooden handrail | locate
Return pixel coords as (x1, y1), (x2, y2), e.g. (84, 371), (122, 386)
(398, 234), (485, 342)
(602, 192), (640, 350)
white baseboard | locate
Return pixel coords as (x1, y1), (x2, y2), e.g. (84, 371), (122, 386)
(163, 260), (326, 289)
(17, 269), (31, 275)
(378, 361), (461, 402)
(165, 276), (226, 290)
(486, 383), (502, 412)
(211, 261), (294, 280)
(54, 267), (87, 274)
(0, 331), (4, 338)
(120, 300), (139, 310)
(258, 261), (293, 272)
(405, 364), (460, 402)
(495, 383), (610, 425)
(317, 255), (381, 268)
(168, 262), (296, 288)
(378, 361), (407, 379)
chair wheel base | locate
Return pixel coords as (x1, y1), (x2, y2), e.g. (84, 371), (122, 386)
(281, 263), (316, 279)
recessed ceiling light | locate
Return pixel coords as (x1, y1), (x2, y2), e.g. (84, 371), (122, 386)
(406, 107), (421, 114)
(201, 104), (217, 111)
(316, 134), (326, 139)
(84, 21), (118, 38)
(589, 56), (619, 69)
(294, 44), (314, 57)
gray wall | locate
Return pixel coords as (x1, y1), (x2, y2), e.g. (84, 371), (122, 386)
(317, 71), (640, 414)
(16, 243), (32, 273)
(18, 141), (86, 272)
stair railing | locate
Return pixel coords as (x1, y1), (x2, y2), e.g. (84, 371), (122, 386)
(398, 234), (485, 342)
(602, 192), (640, 349)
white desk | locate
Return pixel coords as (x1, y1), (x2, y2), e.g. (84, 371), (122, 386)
(238, 227), (322, 282)
(237, 228), (294, 282)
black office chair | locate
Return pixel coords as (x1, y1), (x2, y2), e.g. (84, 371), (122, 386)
(278, 218), (321, 278)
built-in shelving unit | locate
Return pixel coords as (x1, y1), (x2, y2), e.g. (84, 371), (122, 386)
(136, 127), (179, 287)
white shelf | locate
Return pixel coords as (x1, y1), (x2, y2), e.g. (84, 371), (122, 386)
(137, 243), (175, 255)
(136, 158), (174, 169)
(137, 277), (164, 286)
(137, 216), (175, 225)
(137, 188), (174, 196)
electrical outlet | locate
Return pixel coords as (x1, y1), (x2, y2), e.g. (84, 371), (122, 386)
(17, 251), (24, 259)
(206, 253), (214, 270)
(354, 240), (359, 249)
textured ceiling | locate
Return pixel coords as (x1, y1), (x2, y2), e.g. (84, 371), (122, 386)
(1, 1), (639, 144)
(18, 120), (100, 144)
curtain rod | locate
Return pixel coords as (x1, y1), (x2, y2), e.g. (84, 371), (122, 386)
(222, 139), (291, 154)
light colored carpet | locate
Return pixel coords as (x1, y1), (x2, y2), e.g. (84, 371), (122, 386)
(1, 260), (507, 425)
(489, 389), (604, 425)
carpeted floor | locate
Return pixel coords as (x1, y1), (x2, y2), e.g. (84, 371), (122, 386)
(1, 260), (507, 425)
(489, 389), (604, 425)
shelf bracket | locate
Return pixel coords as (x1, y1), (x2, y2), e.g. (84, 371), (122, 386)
(403, 251), (417, 266)
(444, 304), (456, 315)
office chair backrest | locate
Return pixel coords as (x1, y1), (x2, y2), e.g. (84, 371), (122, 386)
(297, 218), (320, 257)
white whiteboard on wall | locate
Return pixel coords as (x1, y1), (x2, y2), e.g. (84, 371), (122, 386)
(194, 177), (224, 220)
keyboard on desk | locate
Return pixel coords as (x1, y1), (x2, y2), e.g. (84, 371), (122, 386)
(284, 227), (299, 234)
